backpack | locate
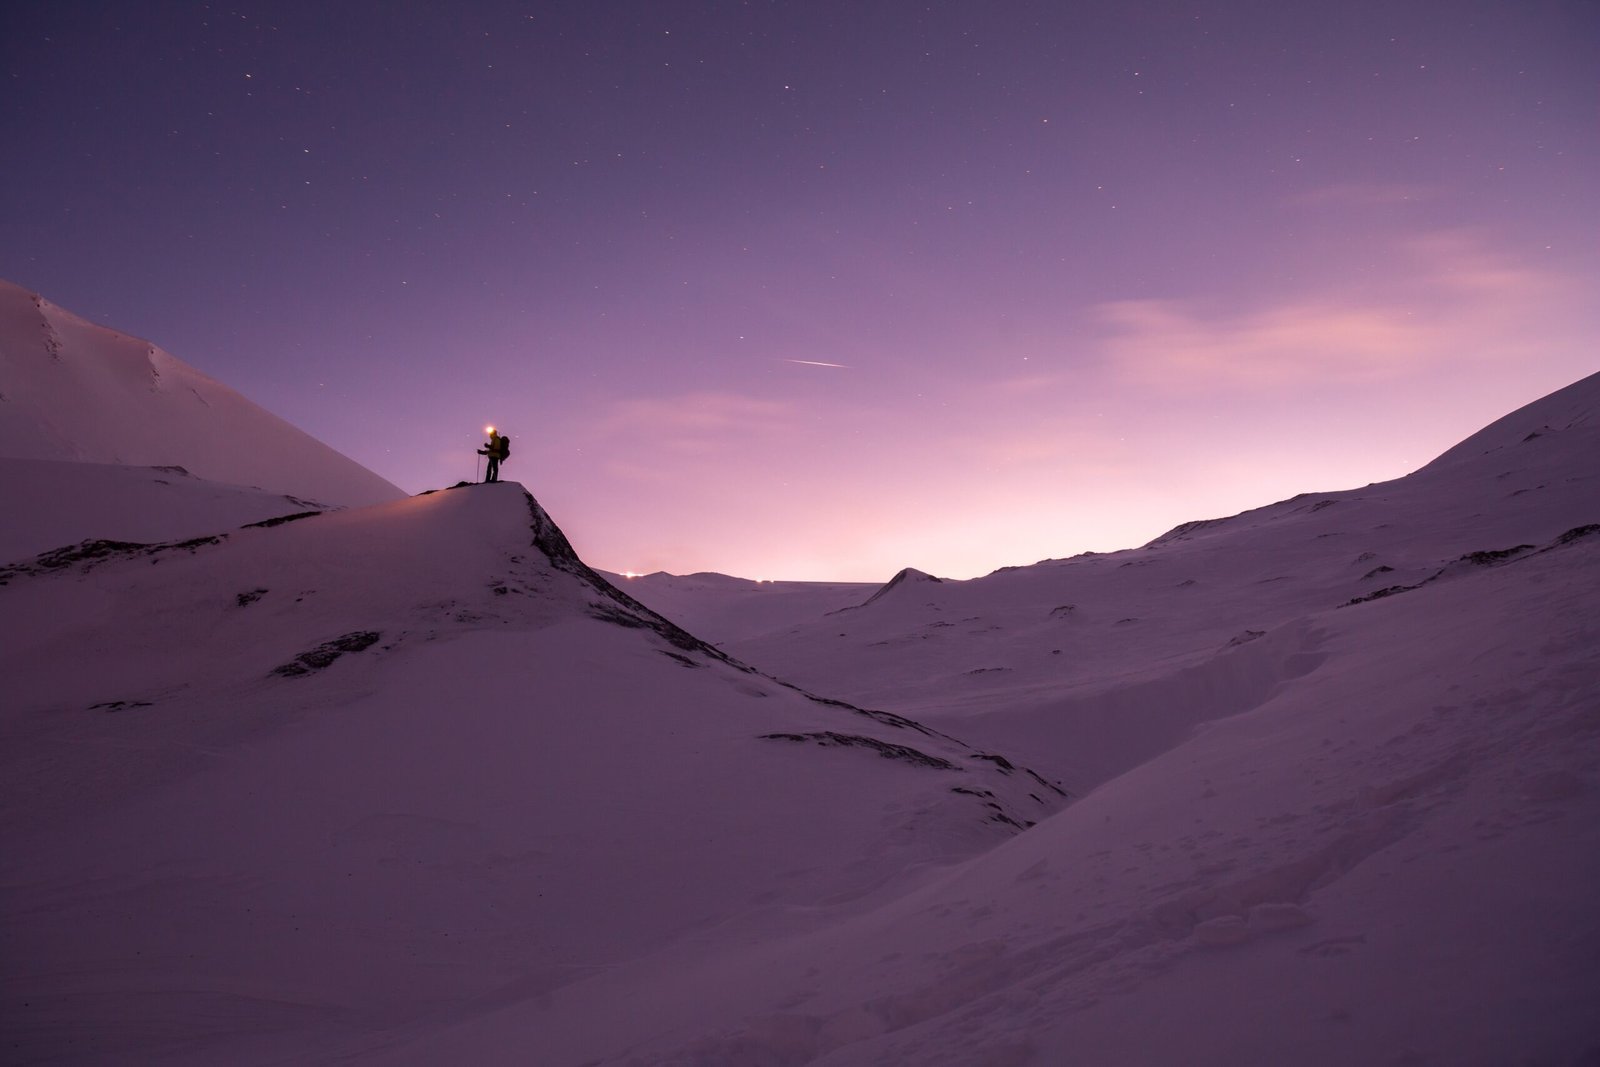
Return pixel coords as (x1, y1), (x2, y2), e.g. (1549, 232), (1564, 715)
(498, 435), (511, 460)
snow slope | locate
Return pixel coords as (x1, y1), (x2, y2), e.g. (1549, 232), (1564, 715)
(0, 279), (403, 508)
(716, 372), (1600, 789)
(519, 372), (1598, 1065)
(3, 371), (1597, 1066)
(0, 457), (333, 564)
(0, 483), (1061, 1066)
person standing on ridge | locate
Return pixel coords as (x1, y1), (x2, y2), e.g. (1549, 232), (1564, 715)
(478, 426), (510, 483)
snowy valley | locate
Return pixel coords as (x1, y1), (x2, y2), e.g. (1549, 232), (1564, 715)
(2, 283), (1597, 1066)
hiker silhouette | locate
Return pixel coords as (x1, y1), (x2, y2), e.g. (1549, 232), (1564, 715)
(478, 428), (510, 483)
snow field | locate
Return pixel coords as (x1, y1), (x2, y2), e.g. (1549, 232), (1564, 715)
(3, 279), (1598, 1066)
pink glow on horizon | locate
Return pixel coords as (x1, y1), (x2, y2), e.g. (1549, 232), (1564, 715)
(3, 3), (1594, 580)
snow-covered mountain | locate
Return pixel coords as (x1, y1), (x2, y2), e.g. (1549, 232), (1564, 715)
(596, 372), (1600, 1065)
(0, 279), (403, 511)
(1, 483), (1064, 1066)
(2, 356), (1596, 1065)
(682, 372), (1600, 790)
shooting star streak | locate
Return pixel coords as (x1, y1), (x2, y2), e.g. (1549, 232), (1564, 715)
(783, 359), (850, 369)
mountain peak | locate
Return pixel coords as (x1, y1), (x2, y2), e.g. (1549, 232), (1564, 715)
(860, 566), (946, 607)
(0, 279), (404, 507)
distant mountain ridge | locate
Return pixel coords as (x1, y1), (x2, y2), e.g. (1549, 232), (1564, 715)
(0, 279), (403, 507)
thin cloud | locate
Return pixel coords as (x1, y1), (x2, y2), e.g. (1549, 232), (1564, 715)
(1097, 297), (1434, 387)
(590, 391), (798, 468)
(782, 358), (851, 369)
(1096, 230), (1574, 390)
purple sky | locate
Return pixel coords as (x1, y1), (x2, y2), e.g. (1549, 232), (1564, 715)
(3, 2), (1596, 580)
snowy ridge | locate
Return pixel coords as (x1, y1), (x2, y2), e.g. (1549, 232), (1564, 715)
(2, 482), (1077, 1066)
(1420, 367), (1600, 471)
(0, 481), (1060, 825)
(857, 566), (945, 608)
(0, 279), (403, 507)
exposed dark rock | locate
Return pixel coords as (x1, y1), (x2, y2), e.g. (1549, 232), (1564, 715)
(1226, 630), (1267, 647)
(0, 534), (226, 585)
(89, 700), (153, 712)
(1027, 768), (1071, 797)
(971, 752), (1015, 773)
(236, 588), (268, 607)
(1344, 530), (1595, 608)
(32, 540), (148, 569)
(1463, 544), (1534, 565)
(760, 732), (959, 771)
(271, 631), (382, 678)
(1050, 604), (1077, 618)
(241, 511), (322, 529)
(1361, 565), (1395, 580)
(1347, 584), (1415, 605)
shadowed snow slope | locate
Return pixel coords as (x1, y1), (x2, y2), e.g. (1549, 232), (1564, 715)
(598, 569), (876, 644)
(0, 279), (403, 507)
(562, 372), (1599, 1066)
(0, 483), (1062, 1066)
